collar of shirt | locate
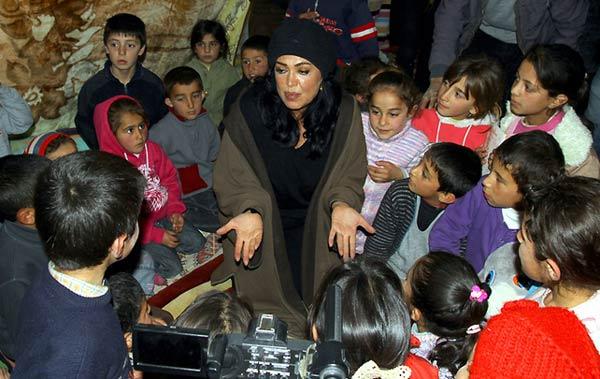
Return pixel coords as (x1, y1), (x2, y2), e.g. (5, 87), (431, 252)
(48, 261), (108, 298)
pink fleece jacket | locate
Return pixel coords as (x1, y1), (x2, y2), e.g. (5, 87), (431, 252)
(94, 95), (186, 245)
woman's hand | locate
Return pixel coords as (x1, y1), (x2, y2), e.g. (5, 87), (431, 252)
(328, 202), (375, 261)
(368, 160), (404, 182)
(216, 212), (263, 266)
(420, 76), (443, 109)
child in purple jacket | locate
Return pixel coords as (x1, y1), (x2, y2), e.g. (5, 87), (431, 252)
(429, 131), (565, 272)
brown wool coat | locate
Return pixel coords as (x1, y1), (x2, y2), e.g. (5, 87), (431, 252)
(212, 93), (366, 337)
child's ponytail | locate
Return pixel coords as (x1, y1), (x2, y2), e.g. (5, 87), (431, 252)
(408, 252), (490, 374)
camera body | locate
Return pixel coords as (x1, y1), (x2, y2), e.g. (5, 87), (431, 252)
(133, 285), (348, 378)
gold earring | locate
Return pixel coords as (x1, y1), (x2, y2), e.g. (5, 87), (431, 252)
(319, 85), (323, 92)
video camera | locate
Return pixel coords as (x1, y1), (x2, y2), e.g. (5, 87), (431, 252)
(132, 284), (349, 378)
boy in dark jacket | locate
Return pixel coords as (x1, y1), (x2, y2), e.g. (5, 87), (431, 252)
(75, 13), (167, 150)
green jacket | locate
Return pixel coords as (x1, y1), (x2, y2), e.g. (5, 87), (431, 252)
(186, 57), (240, 125)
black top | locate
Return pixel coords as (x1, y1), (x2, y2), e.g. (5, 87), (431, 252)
(240, 87), (330, 230)
(417, 198), (444, 231)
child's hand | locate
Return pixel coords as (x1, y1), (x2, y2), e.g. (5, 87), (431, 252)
(368, 161), (404, 183)
(170, 213), (184, 233)
(162, 230), (180, 248)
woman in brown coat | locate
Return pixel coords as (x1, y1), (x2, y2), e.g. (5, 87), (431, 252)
(212, 18), (372, 337)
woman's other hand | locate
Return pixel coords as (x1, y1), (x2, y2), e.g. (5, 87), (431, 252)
(329, 202), (375, 262)
(216, 212), (263, 266)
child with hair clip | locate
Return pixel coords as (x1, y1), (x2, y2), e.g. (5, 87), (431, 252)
(356, 70), (429, 255)
(429, 131), (565, 273)
(413, 55), (503, 155)
(488, 44), (600, 178)
(309, 259), (439, 379)
(405, 252), (490, 378)
(518, 176), (600, 350)
(186, 19), (240, 126)
(95, 95), (206, 293)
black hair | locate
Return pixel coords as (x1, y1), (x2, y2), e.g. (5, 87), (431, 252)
(493, 131), (565, 208)
(523, 176), (600, 290)
(103, 13), (146, 62)
(0, 154), (50, 221)
(343, 57), (389, 98)
(190, 19), (229, 59)
(108, 272), (146, 333)
(175, 291), (253, 338)
(241, 35), (270, 54)
(442, 54), (504, 118)
(163, 66), (203, 98)
(108, 97), (148, 134)
(524, 44), (587, 106)
(424, 143), (482, 197)
(408, 252), (490, 374)
(34, 151), (145, 270)
(368, 70), (422, 112)
(308, 260), (411, 375)
(257, 70), (341, 158)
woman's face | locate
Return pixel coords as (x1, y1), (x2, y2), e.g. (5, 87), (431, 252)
(274, 55), (323, 118)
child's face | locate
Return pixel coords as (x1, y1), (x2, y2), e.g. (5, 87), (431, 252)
(408, 157), (441, 199)
(242, 48), (268, 82)
(166, 81), (205, 121)
(46, 141), (77, 160)
(516, 224), (546, 284)
(510, 60), (556, 122)
(105, 33), (145, 72)
(115, 112), (148, 154)
(482, 157), (522, 208)
(368, 90), (415, 140)
(436, 76), (478, 120)
(194, 33), (221, 65)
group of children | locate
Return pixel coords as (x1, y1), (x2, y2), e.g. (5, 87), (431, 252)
(0, 8), (599, 379)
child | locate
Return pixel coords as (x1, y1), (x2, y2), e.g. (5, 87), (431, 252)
(429, 131), (565, 273)
(356, 71), (429, 255)
(12, 151), (145, 377)
(343, 56), (388, 109)
(364, 143), (482, 279)
(95, 95), (206, 292)
(0, 155), (50, 361)
(413, 55), (503, 153)
(175, 291), (253, 338)
(150, 66), (221, 232)
(0, 85), (34, 157)
(76, 13), (168, 150)
(108, 272), (168, 379)
(456, 300), (600, 379)
(223, 35), (270, 120)
(519, 176), (600, 350)
(405, 252), (490, 377)
(186, 19), (240, 126)
(309, 260), (439, 378)
(488, 44), (600, 178)
(24, 132), (77, 160)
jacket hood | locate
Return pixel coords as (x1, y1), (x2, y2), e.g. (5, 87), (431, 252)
(94, 95), (144, 158)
